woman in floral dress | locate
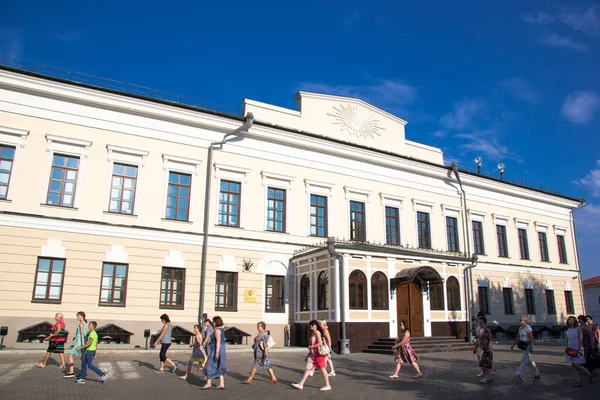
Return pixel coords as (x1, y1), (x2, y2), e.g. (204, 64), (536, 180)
(389, 321), (422, 379)
(243, 321), (277, 384)
(474, 316), (493, 384)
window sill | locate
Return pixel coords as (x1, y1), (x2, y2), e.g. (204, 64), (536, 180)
(474, 253), (487, 256)
(98, 303), (127, 307)
(265, 310), (286, 314)
(0, 198), (12, 203)
(519, 258), (531, 261)
(215, 308), (238, 312)
(349, 308), (368, 311)
(31, 299), (62, 304)
(159, 305), (184, 310)
(103, 211), (138, 218)
(372, 308), (390, 311)
(498, 256), (510, 259)
(559, 262), (569, 265)
(430, 308), (445, 312)
(216, 224), (243, 229)
(40, 203), (78, 210)
(540, 260), (551, 263)
(161, 218), (193, 224)
(264, 230), (289, 234)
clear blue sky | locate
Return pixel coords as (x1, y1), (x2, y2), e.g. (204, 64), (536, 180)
(1, 1), (599, 277)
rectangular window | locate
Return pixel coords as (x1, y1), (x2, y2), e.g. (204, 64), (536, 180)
(430, 283), (444, 310)
(265, 275), (284, 313)
(219, 180), (241, 227)
(545, 289), (556, 315)
(99, 263), (128, 305)
(0, 145), (16, 199)
(166, 172), (191, 221)
(47, 154), (79, 207)
(160, 267), (185, 309)
(557, 235), (568, 264)
(538, 232), (549, 262)
(349, 201), (366, 241)
(503, 288), (514, 314)
(417, 211), (431, 249)
(385, 206), (401, 245)
(109, 164), (137, 214)
(518, 228), (530, 259)
(472, 221), (485, 255)
(215, 271), (238, 310)
(565, 290), (575, 314)
(267, 187), (286, 232)
(32, 258), (65, 303)
(496, 225), (508, 257)
(446, 216), (459, 252)
(525, 288), (536, 314)
(310, 194), (328, 237)
(478, 286), (490, 314)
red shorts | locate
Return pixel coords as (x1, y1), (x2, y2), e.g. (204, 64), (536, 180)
(310, 355), (327, 370)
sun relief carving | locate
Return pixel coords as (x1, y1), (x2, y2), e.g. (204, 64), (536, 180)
(327, 104), (385, 139)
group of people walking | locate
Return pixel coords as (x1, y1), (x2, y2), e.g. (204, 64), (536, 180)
(35, 310), (600, 390)
(37, 312), (106, 385)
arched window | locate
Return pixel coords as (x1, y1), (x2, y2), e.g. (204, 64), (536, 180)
(318, 271), (328, 310)
(430, 282), (444, 310)
(446, 276), (461, 311)
(349, 270), (367, 309)
(300, 274), (310, 311)
(371, 271), (388, 310)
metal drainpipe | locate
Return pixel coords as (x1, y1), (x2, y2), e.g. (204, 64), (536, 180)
(450, 162), (476, 341)
(570, 198), (587, 315)
(198, 113), (254, 325)
(327, 237), (350, 354)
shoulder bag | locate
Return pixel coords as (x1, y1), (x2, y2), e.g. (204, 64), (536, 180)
(318, 342), (331, 356)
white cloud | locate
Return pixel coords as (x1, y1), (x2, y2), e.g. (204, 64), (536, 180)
(453, 133), (523, 163)
(561, 5), (600, 37)
(299, 79), (418, 106)
(540, 32), (588, 51)
(0, 27), (23, 59)
(521, 12), (554, 25)
(432, 130), (447, 138)
(439, 99), (487, 130)
(500, 77), (541, 105)
(573, 160), (600, 197)
(561, 91), (600, 124)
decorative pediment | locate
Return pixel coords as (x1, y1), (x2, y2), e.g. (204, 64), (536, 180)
(224, 326), (252, 337)
(95, 323), (134, 336)
(18, 321), (55, 333)
(171, 325), (194, 337)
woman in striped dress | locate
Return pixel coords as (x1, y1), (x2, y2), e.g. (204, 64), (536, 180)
(389, 321), (422, 379)
(37, 312), (67, 368)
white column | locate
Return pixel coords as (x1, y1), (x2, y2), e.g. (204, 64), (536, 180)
(334, 258), (341, 323)
(423, 284), (432, 337)
(388, 258), (397, 337)
(328, 255), (332, 321)
(366, 256), (372, 320)
(310, 258), (316, 320)
(343, 254), (350, 323)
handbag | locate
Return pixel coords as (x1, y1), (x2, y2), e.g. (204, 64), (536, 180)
(478, 350), (493, 369)
(565, 347), (579, 357)
(517, 341), (528, 351)
(318, 343), (331, 356)
(47, 342), (57, 351)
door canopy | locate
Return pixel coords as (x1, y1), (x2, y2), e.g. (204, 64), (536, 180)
(390, 266), (444, 292)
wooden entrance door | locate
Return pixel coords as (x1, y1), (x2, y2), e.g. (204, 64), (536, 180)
(396, 282), (424, 337)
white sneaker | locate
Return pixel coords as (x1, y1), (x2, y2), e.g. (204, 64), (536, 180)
(413, 373), (423, 379)
(328, 371), (336, 377)
(320, 386), (332, 391)
(292, 383), (303, 390)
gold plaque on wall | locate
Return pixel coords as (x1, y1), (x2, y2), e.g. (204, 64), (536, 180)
(244, 289), (256, 303)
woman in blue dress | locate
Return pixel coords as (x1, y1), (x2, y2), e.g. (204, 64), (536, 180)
(202, 315), (227, 390)
(243, 321), (277, 384)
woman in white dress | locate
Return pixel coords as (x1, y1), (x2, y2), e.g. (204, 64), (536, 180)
(565, 315), (593, 387)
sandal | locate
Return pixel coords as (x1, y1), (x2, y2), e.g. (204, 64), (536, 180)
(36, 363), (46, 368)
(242, 378), (252, 384)
(388, 375), (398, 379)
(269, 379), (277, 384)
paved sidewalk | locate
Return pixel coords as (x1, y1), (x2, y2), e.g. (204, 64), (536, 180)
(0, 345), (591, 400)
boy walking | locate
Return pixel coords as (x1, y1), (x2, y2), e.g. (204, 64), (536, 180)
(75, 321), (107, 385)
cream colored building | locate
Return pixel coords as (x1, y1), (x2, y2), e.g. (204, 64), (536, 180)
(0, 64), (585, 351)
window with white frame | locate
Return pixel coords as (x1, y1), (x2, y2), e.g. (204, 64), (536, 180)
(215, 164), (250, 228)
(442, 205), (461, 252)
(262, 171), (294, 233)
(345, 186), (371, 242)
(106, 145), (148, 215)
(413, 199), (434, 249)
(381, 193), (403, 246)
(554, 225), (569, 264)
(0, 125), (28, 200)
(44, 135), (92, 208)
(162, 154), (202, 222)
(305, 179), (334, 238)
(535, 222), (550, 262)
(469, 211), (486, 255)
(515, 218), (530, 259)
